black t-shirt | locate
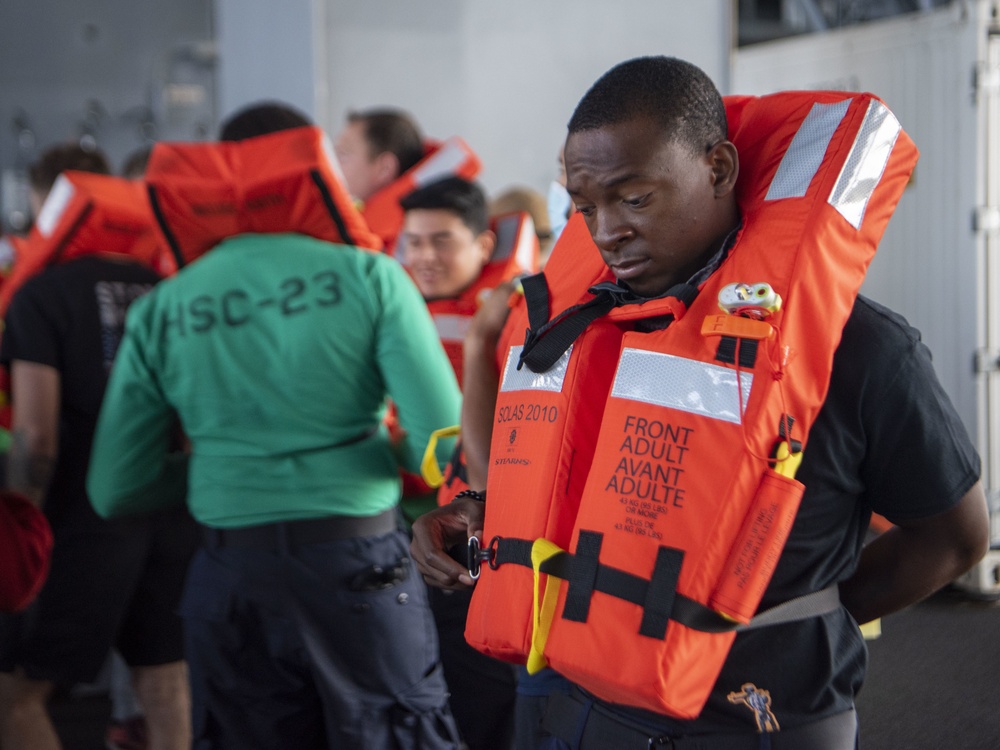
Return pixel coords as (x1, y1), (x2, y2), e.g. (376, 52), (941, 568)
(614, 295), (981, 734)
(0, 256), (159, 525)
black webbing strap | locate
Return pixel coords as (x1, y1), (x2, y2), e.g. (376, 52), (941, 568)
(309, 169), (355, 246)
(442, 441), (468, 489)
(716, 337), (759, 368)
(640, 545), (685, 638)
(146, 185), (186, 270)
(520, 272), (551, 332)
(562, 530), (603, 623)
(518, 290), (618, 373)
(492, 536), (736, 636)
(517, 278), (700, 375)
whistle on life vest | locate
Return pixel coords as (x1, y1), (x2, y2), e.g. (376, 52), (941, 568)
(718, 282), (782, 320)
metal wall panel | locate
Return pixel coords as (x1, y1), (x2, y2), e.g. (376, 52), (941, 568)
(0, 0), (216, 232)
(733, 3), (985, 478)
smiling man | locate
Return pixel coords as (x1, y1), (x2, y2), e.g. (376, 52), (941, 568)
(400, 178), (495, 305)
(411, 56), (989, 750)
(399, 176), (522, 750)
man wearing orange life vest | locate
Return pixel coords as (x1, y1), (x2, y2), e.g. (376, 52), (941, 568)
(399, 176), (520, 750)
(400, 177), (498, 384)
(335, 109), (425, 217)
(0, 169), (194, 750)
(411, 56), (990, 749)
(334, 109), (481, 251)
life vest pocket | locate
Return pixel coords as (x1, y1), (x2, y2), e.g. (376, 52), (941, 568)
(708, 468), (805, 624)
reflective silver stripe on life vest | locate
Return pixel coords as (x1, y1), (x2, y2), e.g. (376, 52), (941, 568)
(513, 215), (537, 272)
(828, 98), (901, 229)
(35, 173), (76, 237)
(412, 139), (469, 187)
(500, 344), (572, 393)
(765, 99), (851, 201)
(433, 313), (470, 343)
(611, 349), (753, 425)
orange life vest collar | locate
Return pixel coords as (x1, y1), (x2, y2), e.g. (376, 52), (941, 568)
(0, 171), (166, 318)
(145, 125), (381, 268)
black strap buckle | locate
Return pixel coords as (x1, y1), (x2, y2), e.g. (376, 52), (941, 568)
(467, 535), (500, 580)
(648, 737), (674, 749)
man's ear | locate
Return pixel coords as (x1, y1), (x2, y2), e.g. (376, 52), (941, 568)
(373, 151), (402, 187)
(476, 230), (497, 265)
(708, 140), (739, 198)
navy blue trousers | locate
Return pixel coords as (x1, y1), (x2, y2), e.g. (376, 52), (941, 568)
(180, 528), (461, 749)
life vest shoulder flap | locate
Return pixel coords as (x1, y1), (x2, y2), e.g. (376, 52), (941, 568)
(483, 210), (541, 286)
(718, 90), (918, 433)
(364, 136), (482, 250)
(145, 125), (382, 268)
(0, 172), (164, 317)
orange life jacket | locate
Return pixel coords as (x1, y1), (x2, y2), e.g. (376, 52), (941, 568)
(0, 172), (167, 319)
(362, 137), (481, 252)
(144, 125), (382, 268)
(464, 91), (919, 718)
(0, 173), (168, 434)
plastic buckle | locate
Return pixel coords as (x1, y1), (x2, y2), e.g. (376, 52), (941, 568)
(648, 737), (674, 749)
(467, 535), (499, 580)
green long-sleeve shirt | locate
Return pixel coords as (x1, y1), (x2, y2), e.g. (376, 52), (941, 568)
(88, 233), (461, 527)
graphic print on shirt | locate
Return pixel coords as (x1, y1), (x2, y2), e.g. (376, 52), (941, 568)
(95, 281), (153, 370)
(727, 683), (779, 732)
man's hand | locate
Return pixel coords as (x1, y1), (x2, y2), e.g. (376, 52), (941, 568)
(410, 496), (486, 590)
(469, 279), (520, 350)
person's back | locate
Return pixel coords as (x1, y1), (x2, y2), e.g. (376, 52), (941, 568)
(117, 232), (455, 525)
(0, 187), (195, 750)
(88, 102), (464, 750)
(8, 257), (157, 515)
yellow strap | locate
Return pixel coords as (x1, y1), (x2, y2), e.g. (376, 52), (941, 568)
(420, 425), (461, 488)
(860, 618), (882, 640)
(772, 440), (803, 479)
(527, 538), (566, 674)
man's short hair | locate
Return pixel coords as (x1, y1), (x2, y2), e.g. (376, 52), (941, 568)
(29, 143), (111, 194)
(568, 56), (728, 155)
(347, 109), (424, 176)
(219, 101), (311, 142)
(400, 177), (489, 236)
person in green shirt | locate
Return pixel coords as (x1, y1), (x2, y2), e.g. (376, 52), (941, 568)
(87, 102), (463, 750)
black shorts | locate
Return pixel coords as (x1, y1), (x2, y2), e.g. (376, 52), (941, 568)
(0, 505), (198, 685)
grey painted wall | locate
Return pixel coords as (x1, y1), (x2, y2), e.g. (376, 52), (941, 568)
(317, 1), (732, 197)
(215, 0), (317, 124)
(0, 0), (215, 232)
